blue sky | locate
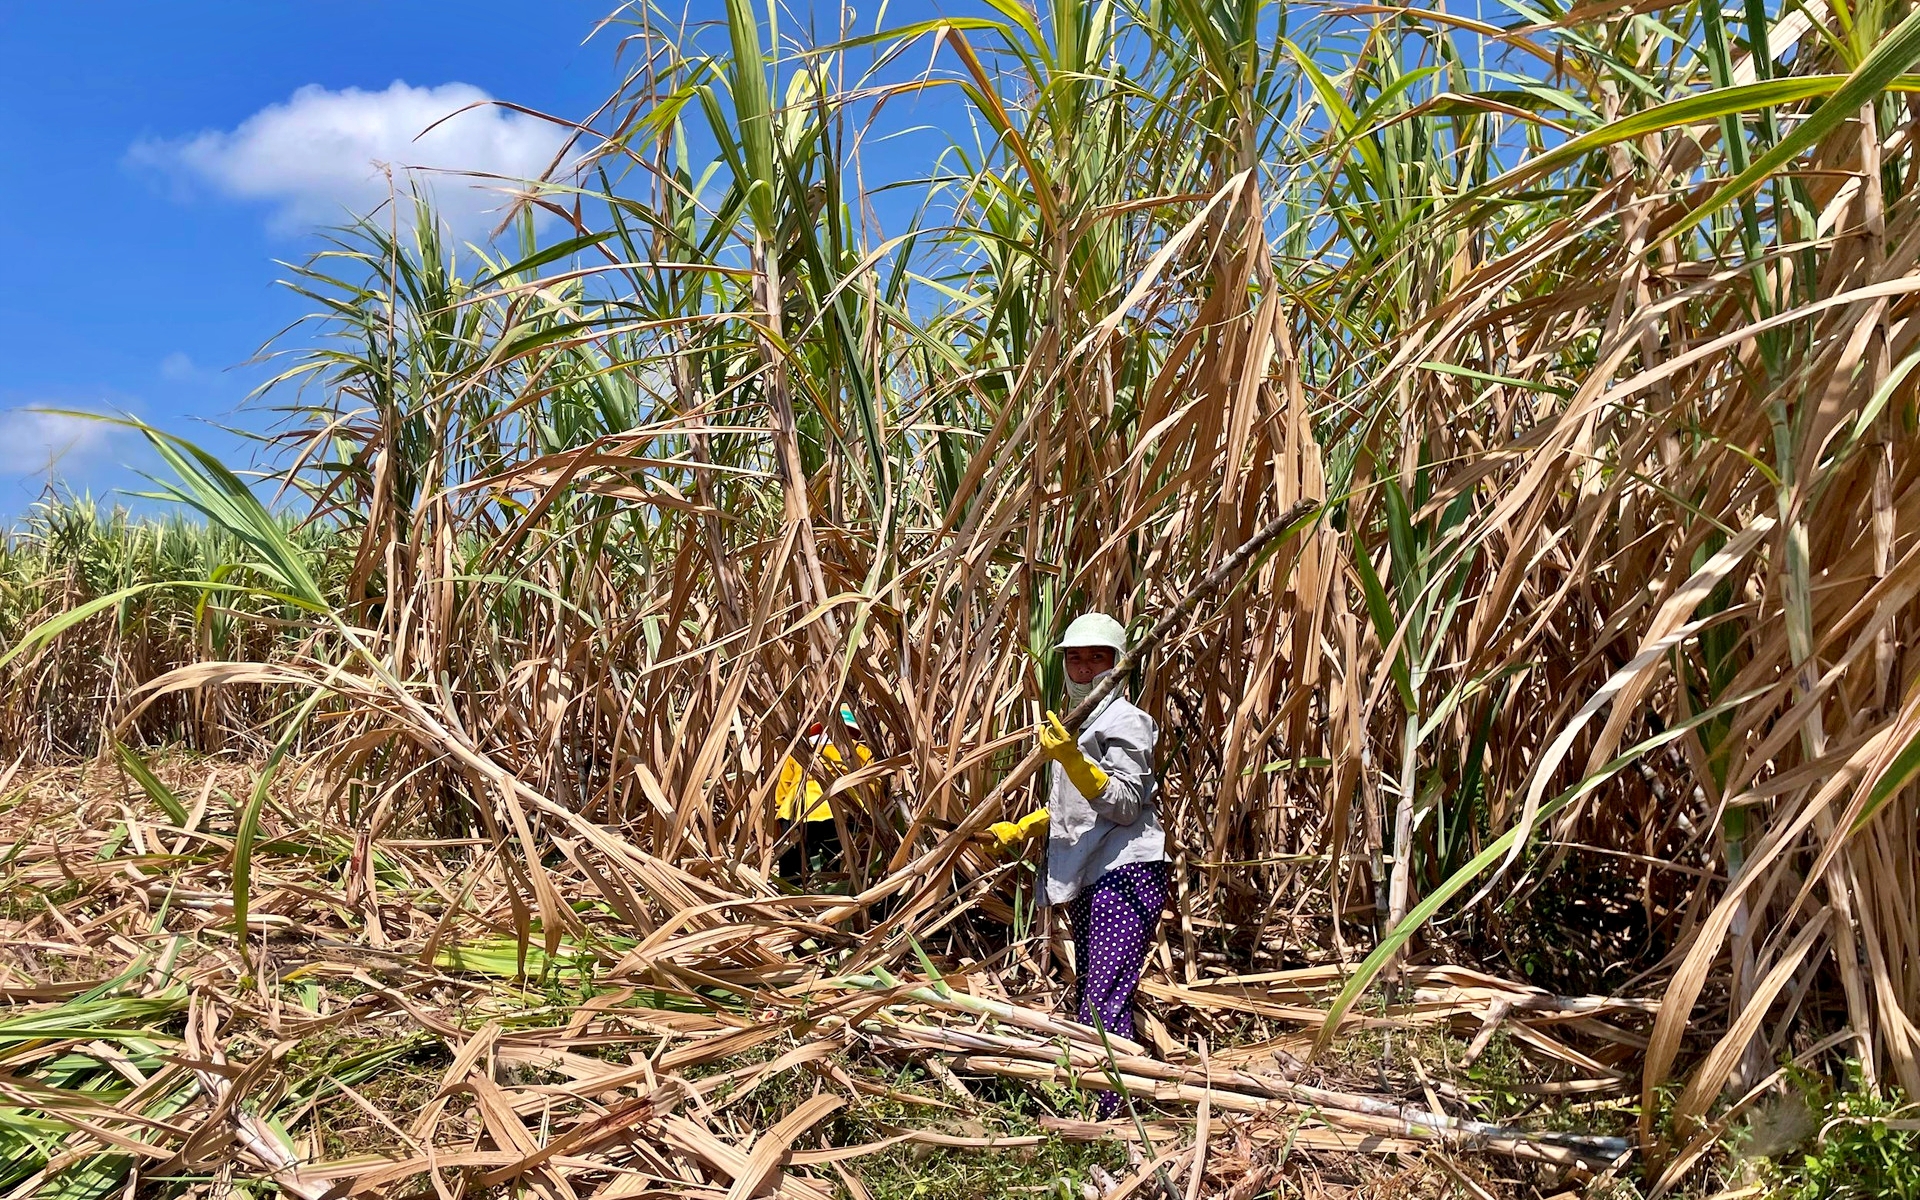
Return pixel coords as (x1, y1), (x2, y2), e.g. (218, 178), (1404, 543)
(0, 1), (651, 519)
(3, 0), (1399, 523)
(0, 0), (988, 523)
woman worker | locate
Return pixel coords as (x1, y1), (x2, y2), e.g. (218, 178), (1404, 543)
(992, 612), (1169, 1116)
(774, 704), (871, 881)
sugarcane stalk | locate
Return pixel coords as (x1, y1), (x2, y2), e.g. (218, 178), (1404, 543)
(841, 978), (1630, 1167)
(1057, 497), (1325, 733)
(928, 1054), (1620, 1168)
(865, 1021), (1627, 1158)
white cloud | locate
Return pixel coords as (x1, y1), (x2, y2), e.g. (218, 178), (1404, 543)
(159, 352), (199, 382)
(129, 81), (573, 238)
(0, 410), (125, 478)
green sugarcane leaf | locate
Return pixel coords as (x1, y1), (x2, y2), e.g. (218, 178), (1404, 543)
(112, 743), (189, 827)
(1466, 74), (1920, 207)
(1352, 542), (1416, 710)
(233, 689), (329, 978)
(1311, 687), (1767, 1059)
(1668, 13), (1920, 242)
(1851, 718), (1920, 833)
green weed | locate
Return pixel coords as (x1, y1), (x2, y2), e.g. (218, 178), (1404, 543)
(1743, 1067), (1920, 1200)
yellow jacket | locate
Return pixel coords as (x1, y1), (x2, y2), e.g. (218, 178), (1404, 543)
(775, 741), (873, 822)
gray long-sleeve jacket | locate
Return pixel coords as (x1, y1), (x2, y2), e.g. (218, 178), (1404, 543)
(1042, 692), (1168, 906)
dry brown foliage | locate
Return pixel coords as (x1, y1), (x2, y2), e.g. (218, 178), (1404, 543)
(4, 1), (1920, 1193)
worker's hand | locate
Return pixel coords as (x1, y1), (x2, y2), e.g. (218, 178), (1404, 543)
(1038, 711), (1076, 762)
(987, 808), (1052, 857)
(1037, 711), (1109, 800)
(988, 820), (1025, 851)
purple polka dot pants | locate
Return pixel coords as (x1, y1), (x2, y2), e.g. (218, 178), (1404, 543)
(1065, 861), (1170, 1116)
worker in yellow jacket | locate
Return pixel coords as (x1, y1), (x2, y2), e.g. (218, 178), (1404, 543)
(775, 705), (871, 879)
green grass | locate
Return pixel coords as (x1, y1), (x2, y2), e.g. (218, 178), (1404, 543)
(843, 1134), (1130, 1200)
(300, 1026), (1132, 1198)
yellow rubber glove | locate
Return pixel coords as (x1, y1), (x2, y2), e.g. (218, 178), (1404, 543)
(988, 808), (1051, 855)
(1038, 711), (1109, 799)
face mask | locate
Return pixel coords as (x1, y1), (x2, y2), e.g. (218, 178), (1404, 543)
(1065, 669), (1112, 709)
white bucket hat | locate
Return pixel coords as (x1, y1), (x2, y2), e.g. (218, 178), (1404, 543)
(1056, 612), (1128, 655)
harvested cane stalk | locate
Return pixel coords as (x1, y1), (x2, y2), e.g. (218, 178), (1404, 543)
(944, 1055), (1615, 1168)
(869, 1027), (1625, 1167)
(847, 982), (1631, 1171)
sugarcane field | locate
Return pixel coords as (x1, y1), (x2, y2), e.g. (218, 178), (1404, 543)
(4, 0), (1920, 1196)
